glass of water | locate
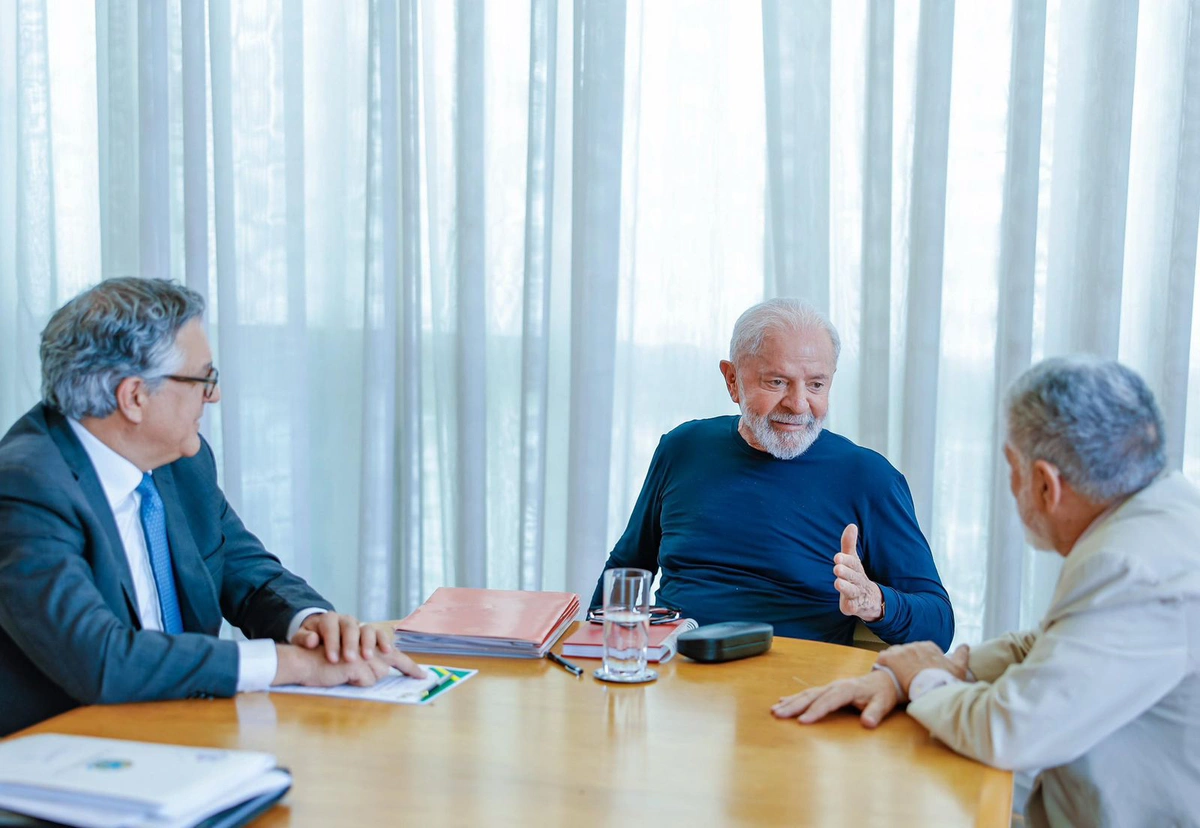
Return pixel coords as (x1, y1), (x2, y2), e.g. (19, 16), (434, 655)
(595, 568), (657, 683)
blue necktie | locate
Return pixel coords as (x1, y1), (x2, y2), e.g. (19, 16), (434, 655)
(136, 473), (184, 634)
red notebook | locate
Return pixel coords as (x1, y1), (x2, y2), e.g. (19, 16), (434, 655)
(561, 618), (698, 662)
(393, 587), (580, 658)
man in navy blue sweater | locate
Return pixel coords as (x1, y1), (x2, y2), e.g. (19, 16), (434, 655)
(590, 299), (953, 648)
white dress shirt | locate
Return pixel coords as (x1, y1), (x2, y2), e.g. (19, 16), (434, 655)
(68, 420), (323, 692)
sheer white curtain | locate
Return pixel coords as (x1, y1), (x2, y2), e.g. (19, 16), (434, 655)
(2, 0), (1200, 644)
(762, 0), (1200, 642)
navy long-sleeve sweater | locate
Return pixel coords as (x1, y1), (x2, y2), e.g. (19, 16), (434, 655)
(590, 416), (954, 649)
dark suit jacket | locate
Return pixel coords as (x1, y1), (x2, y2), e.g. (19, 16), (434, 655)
(0, 404), (333, 735)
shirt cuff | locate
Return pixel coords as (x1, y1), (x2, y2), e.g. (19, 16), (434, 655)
(864, 585), (897, 631)
(286, 607), (330, 643)
(908, 667), (965, 701)
(236, 638), (279, 693)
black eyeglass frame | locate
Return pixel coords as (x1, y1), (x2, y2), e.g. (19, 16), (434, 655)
(162, 367), (220, 400)
(586, 606), (683, 625)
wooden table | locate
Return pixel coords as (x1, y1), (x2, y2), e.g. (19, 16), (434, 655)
(15, 633), (1011, 827)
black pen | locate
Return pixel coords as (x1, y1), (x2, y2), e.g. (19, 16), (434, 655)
(546, 651), (584, 677)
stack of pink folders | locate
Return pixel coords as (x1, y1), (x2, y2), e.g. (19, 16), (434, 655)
(561, 618), (698, 662)
(393, 587), (580, 658)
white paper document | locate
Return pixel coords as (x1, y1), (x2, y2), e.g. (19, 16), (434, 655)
(270, 664), (475, 704)
(0, 734), (290, 828)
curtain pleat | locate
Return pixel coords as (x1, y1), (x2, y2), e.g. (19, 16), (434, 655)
(565, 0), (626, 603)
(397, 0), (425, 614)
(6, 0), (54, 430)
(358, 0), (399, 620)
(1160, 0), (1200, 469)
(454, 0), (488, 588)
(1042, 0), (1139, 359)
(179, 0), (208, 299)
(762, 0), (830, 311)
(137, 0), (169, 280)
(519, 0), (558, 592)
(281, 0), (313, 586)
(983, 0), (1047, 640)
(420, 0), (455, 598)
(899, 0), (954, 530)
(17, 0), (56, 309)
(207, 0), (243, 505)
(0, 0), (17, 426)
(96, 0), (139, 280)
(858, 0), (894, 456)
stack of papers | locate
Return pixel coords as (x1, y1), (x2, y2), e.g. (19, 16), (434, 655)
(393, 587), (580, 658)
(0, 734), (290, 828)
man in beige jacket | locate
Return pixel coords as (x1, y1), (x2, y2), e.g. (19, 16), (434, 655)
(773, 357), (1200, 827)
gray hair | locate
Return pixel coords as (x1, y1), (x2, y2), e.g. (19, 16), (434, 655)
(1005, 356), (1166, 503)
(729, 298), (841, 366)
(40, 277), (206, 419)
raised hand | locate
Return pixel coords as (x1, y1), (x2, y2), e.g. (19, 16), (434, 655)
(833, 524), (884, 622)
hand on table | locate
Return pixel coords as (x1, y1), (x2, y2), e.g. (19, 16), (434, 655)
(833, 524), (884, 622)
(291, 611), (391, 664)
(771, 669), (900, 729)
(273, 643), (425, 687)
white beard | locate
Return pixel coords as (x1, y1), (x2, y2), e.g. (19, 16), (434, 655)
(739, 407), (824, 460)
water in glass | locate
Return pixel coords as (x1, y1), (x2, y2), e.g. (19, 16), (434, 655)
(603, 609), (650, 677)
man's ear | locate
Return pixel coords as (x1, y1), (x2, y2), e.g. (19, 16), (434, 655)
(113, 376), (147, 424)
(1031, 459), (1063, 513)
(719, 360), (740, 404)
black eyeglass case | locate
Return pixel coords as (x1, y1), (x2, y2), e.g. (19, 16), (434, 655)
(676, 621), (773, 663)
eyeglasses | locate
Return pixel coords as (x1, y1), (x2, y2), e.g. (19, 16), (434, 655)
(163, 367), (219, 400)
(586, 606), (683, 625)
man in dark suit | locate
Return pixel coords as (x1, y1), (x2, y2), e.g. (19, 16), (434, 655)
(0, 277), (422, 736)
